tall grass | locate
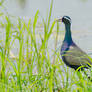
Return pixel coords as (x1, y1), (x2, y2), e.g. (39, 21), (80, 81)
(0, 0), (92, 92)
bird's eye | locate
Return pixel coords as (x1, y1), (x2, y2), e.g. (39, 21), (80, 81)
(64, 17), (71, 22)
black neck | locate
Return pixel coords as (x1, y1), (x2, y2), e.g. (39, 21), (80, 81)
(64, 24), (72, 43)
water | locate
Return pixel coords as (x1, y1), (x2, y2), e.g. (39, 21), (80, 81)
(6, 0), (92, 30)
(2, 0), (92, 55)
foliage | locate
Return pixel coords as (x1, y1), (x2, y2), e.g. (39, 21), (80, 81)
(0, 0), (91, 92)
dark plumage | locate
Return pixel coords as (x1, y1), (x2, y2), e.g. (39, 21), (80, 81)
(58, 16), (92, 70)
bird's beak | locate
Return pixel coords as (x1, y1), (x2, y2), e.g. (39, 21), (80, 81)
(56, 18), (62, 22)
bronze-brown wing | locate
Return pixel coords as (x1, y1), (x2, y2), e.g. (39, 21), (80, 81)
(63, 45), (92, 66)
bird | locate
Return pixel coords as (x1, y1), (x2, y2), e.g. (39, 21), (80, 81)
(57, 16), (92, 70)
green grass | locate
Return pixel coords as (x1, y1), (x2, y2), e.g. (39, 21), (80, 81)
(0, 0), (92, 92)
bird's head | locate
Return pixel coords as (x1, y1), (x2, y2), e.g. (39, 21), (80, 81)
(57, 16), (71, 25)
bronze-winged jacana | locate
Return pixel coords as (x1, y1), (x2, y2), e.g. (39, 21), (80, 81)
(58, 16), (92, 70)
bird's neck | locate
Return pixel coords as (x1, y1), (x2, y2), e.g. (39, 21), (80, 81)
(64, 24), (72, 43)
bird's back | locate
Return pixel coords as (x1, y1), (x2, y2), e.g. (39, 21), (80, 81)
(61, 41), (92, 69)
